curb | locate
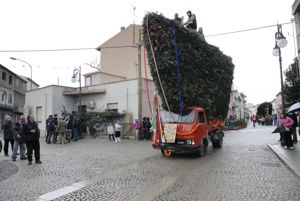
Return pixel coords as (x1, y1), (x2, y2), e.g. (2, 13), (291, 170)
(267, 144), (300, 181)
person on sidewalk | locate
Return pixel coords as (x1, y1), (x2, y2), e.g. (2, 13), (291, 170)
(12, 115), (27, 161)
(56, 116), (67, 144)
(251, 114), (257, 127)
(287, 112), (298, 143)
(133, 119), (142, 140)
(114, 121), (122, 143)
(1, 115), (14, 156)
(279, 113), (294, 150)
(107, 123), (115, 141)
(24, 115), (42, 165)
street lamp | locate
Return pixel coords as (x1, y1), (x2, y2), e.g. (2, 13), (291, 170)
(273, 24), (288, 115)
(10, 57), (33, 90)
(71, 66), (82, 114)
(71, 66), (82, 138)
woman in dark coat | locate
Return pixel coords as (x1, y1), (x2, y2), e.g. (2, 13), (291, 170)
(1, 115), (14, 156)
(25, 115), (42, 165)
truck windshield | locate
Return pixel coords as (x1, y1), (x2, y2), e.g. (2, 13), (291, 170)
(160, 109), (195, 123)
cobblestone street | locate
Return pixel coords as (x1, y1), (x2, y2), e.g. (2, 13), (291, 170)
(0, 125), (299, 201)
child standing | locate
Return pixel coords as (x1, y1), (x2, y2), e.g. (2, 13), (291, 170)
(115, 121), (122, 143)
(107, 123), (115, 141)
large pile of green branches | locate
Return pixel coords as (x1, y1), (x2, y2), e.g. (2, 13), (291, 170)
(143, 13), (235, 119)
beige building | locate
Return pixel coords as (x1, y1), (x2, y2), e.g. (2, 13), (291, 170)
(84, 24), (155, 120)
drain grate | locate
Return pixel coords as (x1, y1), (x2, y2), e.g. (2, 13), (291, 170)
(261, 162), (281, 167)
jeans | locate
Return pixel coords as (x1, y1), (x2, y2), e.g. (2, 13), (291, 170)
(12, 141), (26, 159)
(72, 128), (79, 141)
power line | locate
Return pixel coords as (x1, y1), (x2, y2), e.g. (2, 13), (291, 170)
(0, 47), (96, 52)
(205, 21), (293, 37)
(0, 22), (294, 52)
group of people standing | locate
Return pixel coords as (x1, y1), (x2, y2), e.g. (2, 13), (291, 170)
(46, 113), (80, 144)
(106, 121), (122, 142)
(278, 112), (298, 150)
(1, 114), (41, 165)
(133, 117), (152, 141)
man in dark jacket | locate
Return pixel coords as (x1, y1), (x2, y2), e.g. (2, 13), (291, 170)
(25, 115), (41, 165)
(287, 112), (298, 142)
(45, 115), (52, 143)
(1, 115), (14, 156)
(12, 115), (27, 161)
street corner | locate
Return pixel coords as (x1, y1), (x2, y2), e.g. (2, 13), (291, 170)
(0, 160), (19, 183)
(268, 143), (300, 180)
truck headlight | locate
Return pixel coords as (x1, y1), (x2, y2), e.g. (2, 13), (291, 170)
(187, 140), (192, 145)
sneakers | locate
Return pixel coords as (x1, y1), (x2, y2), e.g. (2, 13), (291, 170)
(12, 159), (16, 161)
(20, 157), (27, 160)
(28, 161), (32, 165)
(283, 146), (288, 149)
(289, 147), (294, 150)
(35, 160), (42, 164)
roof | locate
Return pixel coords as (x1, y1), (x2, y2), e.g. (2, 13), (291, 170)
(96, 24), (143, 51)
(83, 70), (126, 79)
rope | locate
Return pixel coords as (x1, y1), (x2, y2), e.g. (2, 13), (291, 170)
(146, 15), (172, 113)
(143, 46), (152, 114)
(172, 22), (183, 118)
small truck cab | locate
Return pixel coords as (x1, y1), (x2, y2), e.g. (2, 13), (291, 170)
(152, 95), (224, 156)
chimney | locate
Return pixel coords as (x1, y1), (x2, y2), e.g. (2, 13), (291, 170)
(120, 26), (125, 31)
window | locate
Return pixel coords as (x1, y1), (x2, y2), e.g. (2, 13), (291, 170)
(85, 76), (91, 86)
(2, 72), (6, 81)
(198, 112), (205, 123)
(107, 103), (118, 112)
(36, 106), (42, 122)
(8, 75), (13, 85)
(8, 93), (13, 104)
(1, 91), (6, 102)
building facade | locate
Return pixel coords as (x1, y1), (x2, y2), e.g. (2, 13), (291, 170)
(0, 64), (27, 124)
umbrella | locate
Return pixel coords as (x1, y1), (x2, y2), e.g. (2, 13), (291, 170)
(272, 126), (286, 133)
(287, 102), (300, 114)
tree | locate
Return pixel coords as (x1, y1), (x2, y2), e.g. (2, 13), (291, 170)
(284, 58), (300, 107)
(257, 102), (272, 117)
(142, 13), (234, 119)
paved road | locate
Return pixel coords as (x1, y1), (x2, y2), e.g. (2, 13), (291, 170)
(0, 124), (299, 201)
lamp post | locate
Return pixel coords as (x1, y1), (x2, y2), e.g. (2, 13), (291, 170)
(71, 66), (81, 138)
(71, 66), (82, 115)
(10, 57), (33, 90)
(273, 24), (288, 115)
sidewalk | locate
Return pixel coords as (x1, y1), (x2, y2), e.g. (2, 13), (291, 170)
(268, 142), (300, 180)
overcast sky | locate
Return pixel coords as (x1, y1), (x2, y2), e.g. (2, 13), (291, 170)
(0, 0), (296, 104)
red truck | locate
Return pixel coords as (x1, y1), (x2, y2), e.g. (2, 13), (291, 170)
(152, 94), (224, 156)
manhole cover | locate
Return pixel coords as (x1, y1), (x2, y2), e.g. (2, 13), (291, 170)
(261, 162), (281, 167)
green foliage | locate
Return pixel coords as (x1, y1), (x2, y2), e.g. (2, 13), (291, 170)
(82, 110), (125, 128)
(142, 13), (234, 118)
(284, 58), (300, 106)
(257, 102), (272, 117)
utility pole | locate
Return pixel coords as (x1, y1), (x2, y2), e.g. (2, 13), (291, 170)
(138, 29), (142, 122)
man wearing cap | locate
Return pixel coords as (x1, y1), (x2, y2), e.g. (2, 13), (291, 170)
(184, 10), (197, 30)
